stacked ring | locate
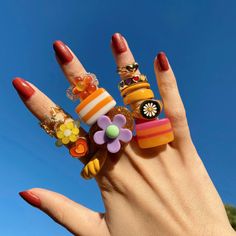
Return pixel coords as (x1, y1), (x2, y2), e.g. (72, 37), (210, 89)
(123, 88), (154, 105)
(67, 72), (134, 179)
(117, 62), (174, 148)
(119, 74), (148, 92)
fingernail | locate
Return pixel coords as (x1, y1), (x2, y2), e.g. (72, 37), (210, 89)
(112, 33), (127, 54)
(12, 77), (35, 101)
(19, 191), (41, 208)
(157, 52), (169, 71)
(53, 40), (73, 65)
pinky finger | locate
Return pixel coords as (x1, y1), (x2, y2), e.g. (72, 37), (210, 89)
(154, 53), (192, 148)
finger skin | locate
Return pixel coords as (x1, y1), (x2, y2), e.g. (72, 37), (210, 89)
(111, 33), (140, 75)
(154, 53), (192, 145)
(19, 188), (110, 236)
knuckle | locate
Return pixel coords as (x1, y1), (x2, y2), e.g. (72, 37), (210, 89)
(160, 77), (177, 92)
(167, 108), (187, 124)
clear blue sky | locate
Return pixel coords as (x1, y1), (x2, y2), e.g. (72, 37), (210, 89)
(1, 0), (236, 235)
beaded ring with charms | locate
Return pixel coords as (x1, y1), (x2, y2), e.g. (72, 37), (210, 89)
(66, 73), (99, 101)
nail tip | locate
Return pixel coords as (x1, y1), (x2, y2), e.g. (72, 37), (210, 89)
(156, 51), (169, 71)
(18, 190), (41, 208)
(12, 78), (35, 100)
(111, 33), (127, 54)
(52, 40), (73, 64)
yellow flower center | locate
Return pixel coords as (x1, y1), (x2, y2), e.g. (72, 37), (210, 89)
(64, 129), (72, 137)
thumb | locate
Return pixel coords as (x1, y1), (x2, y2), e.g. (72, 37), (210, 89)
(19, 188), (109, 236)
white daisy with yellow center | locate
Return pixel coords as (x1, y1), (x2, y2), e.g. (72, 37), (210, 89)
(143, 102), (158, 117)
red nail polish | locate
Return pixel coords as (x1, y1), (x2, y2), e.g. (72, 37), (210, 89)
(53, 40), (73, 65)
(12, 77), (35, 101)
(112, 33), (127, 54)
(157, 52), (169, 71)
(19, 191), (41, 208)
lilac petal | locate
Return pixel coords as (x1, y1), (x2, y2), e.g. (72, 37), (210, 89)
(118, 129), (132, 143)
(112, 114), (126, 128)
(107, 139), (121, 153)
(97, 115), (112, 129)
(94, 130), (106, 145)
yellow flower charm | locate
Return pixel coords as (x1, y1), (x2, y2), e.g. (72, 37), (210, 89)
(55, 121), (80, 146)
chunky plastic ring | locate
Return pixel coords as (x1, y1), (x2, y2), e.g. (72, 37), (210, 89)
(136, 118), (174, 148)
(121, 82), (151, 97)
(123, 88), (154, 105)
(75, 88), (116, 125)
(81, 149), (108, 179)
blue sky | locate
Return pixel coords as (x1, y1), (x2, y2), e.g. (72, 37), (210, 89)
(1, 0), (236, 235)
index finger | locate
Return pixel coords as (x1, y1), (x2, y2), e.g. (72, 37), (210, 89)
(12, 77), (90, 164)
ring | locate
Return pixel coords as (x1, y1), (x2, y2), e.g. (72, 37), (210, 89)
(75, 88), (116, 125)
(118, 74), (148, 93)
(66, 73), (99, 101)
(116, 62), (175, 148)
(40, 105), (71, 137)
(117, 62), (139, 78)
(40, 105), (89, 159)
(136, 118), (174, 148)
(123, 88), (154, 105)
(131, 99), (163, 120)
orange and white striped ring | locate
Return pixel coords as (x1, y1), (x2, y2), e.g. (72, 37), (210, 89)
(75, 88), (116, 126)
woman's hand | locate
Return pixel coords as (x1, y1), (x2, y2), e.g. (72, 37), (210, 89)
(14, 33), (235, 236)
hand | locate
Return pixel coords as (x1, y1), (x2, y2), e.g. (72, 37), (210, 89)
(13, 33), (235, 236)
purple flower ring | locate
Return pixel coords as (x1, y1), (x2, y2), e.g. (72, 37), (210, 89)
(93, 114), (133, 153)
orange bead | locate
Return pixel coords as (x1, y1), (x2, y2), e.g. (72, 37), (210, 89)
(84, 76), (93, 85)
(72, 87), (80, 95)
(79, 90), (90, 100)
(87, 84), (97, 94)
(74, 76), (83, 84)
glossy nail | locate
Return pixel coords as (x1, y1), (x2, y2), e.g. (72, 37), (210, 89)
(19, 191), (41, 208)
(112, 33), (127, 54)
(157, 52), (169, 71)
(53, 40), (73, 65)
(12, 77), (35, 101)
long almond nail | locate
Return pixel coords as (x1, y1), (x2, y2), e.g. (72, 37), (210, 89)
(53, 40), (73, 65)
(157, 52), (169, 71)
(112, 33), (127, 54)
(19, 191), (41, 208)
(12, 77), (35, 101)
